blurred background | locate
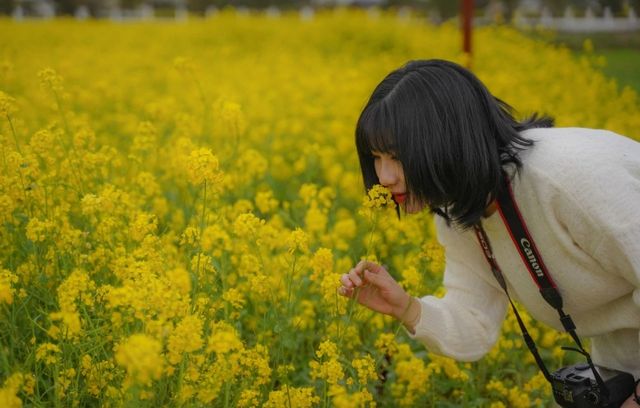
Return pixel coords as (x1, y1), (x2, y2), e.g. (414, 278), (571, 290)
(3, 0), (639, 21)
(3, 0), (639, 92)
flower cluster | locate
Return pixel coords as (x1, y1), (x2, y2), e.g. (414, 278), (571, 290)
(115, 334), (164, 387)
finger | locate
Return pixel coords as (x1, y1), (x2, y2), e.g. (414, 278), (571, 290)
(363, 269), (387, 287)
(340, 273), (354, 288)
(348, 269), (364, 287)
(338, 286), (354, 297)
(354, 260), (383, 275)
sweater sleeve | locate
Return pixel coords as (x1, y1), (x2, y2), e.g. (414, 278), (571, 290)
(406, 217), (508, 361)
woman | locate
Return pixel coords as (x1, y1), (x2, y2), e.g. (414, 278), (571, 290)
(338, 59), (640, 406)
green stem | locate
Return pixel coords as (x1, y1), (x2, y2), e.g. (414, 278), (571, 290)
(192, 74), (209, 138)
(365, 214), (379, 259)
(193, 180), (207, 299)
(6, 113), (22, 155)
(51, 87), (85, 196)
(323, 379), (328, 408)
(4, 113), (32, 217)
(285, 383), (292, 408)
(224, 380), (230, 408)
(374, 294), (415, 370)
(285, 255), (297, 318)
(337, 213), (379, 349)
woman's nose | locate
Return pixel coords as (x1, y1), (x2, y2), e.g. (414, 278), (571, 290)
(377, 160), (399, 187)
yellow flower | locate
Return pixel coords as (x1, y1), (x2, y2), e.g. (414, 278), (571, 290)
(129, 211), (158, 242)
(37, 67), (64, 92)
(130, 121), (157, 158)
(299, 183), (318, 205)
(507, 386), (531, 408)
(0, 91), (17, 117)
(330, 385), (375, 408)
(0, 269), (18, 305)
(524, 371), (551, 396)
(233, 212), (264, 237)
(241, 344), (272, 386)
(55, 368), (76, 399)
(49, 310), (82, 339)
(305, 202), (328, 235)
(310, 247), (333, 281)
(392, 355), (431, 406)
(287, 227), (309, 254)
(362, 184), (393, 210)
(185, 148), (223, 186)
(310, 340), (344, 385)
(0, 373), (24, 408)
(115, 334), (164, 386)
(220, 100), (246, 135)
(486, 379), (508, 396)
(80, 355), (115, 397)
(374, 332), (398, 357)
(237, 389), (260, 408)
(352, 354), (378, 384)
(315, 339), (338, 359)
(427, 354), (469, 381)
(165, 267), (192, 296)
(167, 314), (204, 364)
(25, 218), (55, 242)
(173, 56), (195, 74)
(57, 269), (95, 312)
(264, 386), (319, 408)
(222, 288), (245, 310)
(207, 321), (244, 354)
(292, 299), (316, 330)
(236, 149), (268, 182)
(255, 189), (279, 214)
(35, 343), (61, 366)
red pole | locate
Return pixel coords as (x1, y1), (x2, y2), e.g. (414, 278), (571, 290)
(461, 0), (474, 68)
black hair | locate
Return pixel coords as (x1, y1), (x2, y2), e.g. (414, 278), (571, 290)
(355, 59), (554, 229)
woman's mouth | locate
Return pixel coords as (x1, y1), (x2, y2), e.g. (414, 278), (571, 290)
(393, 193), (407, 204)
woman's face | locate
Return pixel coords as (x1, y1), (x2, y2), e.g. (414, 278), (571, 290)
(371, 151), (424, 214)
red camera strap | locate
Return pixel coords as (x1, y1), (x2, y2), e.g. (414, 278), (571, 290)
(473, 175), (607, 393)
(495, 177), (563, 309)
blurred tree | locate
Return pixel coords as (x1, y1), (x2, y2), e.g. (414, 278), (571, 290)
(598, 0), (623, 13)
(55, 0), (80, 14)
(541, 0), (568, 16)
(386, 0), (427, 9)
(501, 0), (518, 21)
(597, 0), (640, 14)
(428, 0), (460, 20)
(119, 0), (145, 9)
(0, 0), (14, 14)
(187, 0), (213, 13)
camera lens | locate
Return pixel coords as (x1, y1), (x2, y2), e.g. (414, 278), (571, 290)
(586, 391), (600, 404)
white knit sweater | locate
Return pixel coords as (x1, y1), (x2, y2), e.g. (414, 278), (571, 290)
(408, 127), (640, 377)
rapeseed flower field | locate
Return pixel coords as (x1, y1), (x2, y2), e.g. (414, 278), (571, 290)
(1, 9), (639, 407)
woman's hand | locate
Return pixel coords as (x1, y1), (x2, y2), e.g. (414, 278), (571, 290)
(338, 260), (421, 331)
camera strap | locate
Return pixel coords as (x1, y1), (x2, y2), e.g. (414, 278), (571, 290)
(473, 175), (607, 393)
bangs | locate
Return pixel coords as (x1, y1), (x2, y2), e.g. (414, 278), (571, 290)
(355, 101), (398, 157)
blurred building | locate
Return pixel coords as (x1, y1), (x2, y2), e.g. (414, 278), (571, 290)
(3, 0), (640, 27)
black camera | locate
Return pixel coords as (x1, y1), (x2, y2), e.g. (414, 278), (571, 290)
(552, 363), (636, 407)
